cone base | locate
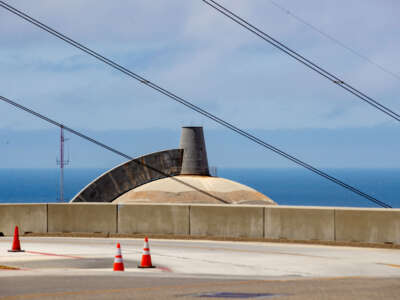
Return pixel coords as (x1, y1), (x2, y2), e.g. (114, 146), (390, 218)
(8, 250), (25, 252)
(138, 265), (156, 269)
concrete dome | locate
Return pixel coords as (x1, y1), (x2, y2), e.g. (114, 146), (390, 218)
(113, 175), (276, 205)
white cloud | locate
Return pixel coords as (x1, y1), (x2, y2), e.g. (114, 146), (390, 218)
(0, 0), (399, 130)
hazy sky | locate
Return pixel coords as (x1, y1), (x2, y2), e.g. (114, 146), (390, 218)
(0, 0), (399, 168)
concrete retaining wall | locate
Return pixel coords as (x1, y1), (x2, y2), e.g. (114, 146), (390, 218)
(335, 208), (400, 244)
(0, 204), (47, 236)
(48, 204), (117, 233)
(190, 205), (263, 238)
(1, 204), (398, 246)
(118, 204), (189, 235)
(266, 206), (334, 241)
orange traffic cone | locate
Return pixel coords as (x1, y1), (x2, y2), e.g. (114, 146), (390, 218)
(138, 237), (155, 268)
(113, 243), (124, 271)
(8, 226), (24, 252)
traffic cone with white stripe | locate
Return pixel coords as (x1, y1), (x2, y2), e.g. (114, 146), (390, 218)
(113, 243), (124, 271)
(8, 226), (24, 252)
(138, 237), (155, 268)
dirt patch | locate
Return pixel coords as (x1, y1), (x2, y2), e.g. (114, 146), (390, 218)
(0, 265), (19, 270)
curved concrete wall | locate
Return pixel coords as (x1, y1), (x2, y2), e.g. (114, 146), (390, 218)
(1, 204), (399, 246)
(71, 149), (183, 203)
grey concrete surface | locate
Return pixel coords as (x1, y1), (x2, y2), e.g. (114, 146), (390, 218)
(2, 204), (400, 247)
(2, 237), (399, 278)
(266, 206), (334, 241)
(190, 205), (264, 238)
(47, 204), (117, 233)
(1, 237), (400, 299)
(335, 208), (400, 244)
(0, 204), (47, 236)
(2, 258), (139, 269)
(118, 204), (189, 235)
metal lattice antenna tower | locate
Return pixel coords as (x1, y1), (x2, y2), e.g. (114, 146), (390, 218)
(56, 126), (69, 202)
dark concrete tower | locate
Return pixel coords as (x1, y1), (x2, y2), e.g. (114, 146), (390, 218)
(179, 127), (210, 176)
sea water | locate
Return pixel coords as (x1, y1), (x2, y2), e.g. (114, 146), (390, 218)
(0, 168), (398, 208)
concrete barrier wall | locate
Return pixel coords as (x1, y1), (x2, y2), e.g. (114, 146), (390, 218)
(190, 205), (264, 238)
(265, 206), (334, 241)
(335, 208), (400, 244)
(0, 204), (47, 235)
(118, 204), (189, 235)
(47, 204), (117, 233)
(1, 204), (399, 245)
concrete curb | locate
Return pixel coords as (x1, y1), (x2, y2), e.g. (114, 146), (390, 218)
(16, 232), (400, 250)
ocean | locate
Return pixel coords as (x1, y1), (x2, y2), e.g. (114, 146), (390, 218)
(0, 168), (399, 208)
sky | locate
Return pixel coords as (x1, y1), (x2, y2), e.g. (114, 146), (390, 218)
(0, 0), (399, 168)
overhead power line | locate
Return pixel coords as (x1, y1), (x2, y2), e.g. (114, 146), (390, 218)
(0, 1), (392, 208)
(0, 95), (230, 204)
(268, 0), (400, 82)
(201, 0), (400, 123)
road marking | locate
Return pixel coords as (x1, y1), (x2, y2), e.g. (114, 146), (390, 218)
(0, 265), (19, 270)
(25, 251), (84, 259)
(377, 263), (400, 269)
(156, 266), (173, 272)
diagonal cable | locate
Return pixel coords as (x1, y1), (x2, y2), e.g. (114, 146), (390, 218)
(0, 95), (230, 204)
(267, 0), (400, 82)
(0, 1), (392, 208)
(202, 0), (400, 122)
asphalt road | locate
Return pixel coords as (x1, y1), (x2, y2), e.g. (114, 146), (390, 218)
(1, 237), (400, 299)
(1, 275), (400, 300)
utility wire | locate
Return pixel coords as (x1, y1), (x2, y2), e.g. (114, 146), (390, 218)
(0, 95), (230, 204)
(0, 1), (392, 208)
(268, 0), (400, 82)
(201, 0), (400, 123)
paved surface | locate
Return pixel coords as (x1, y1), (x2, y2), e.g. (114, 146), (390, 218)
(1, 275), (400, 300)
(1, 237), (400, 299)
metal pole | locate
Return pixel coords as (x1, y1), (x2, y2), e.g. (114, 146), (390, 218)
(60, 125), (64, 202)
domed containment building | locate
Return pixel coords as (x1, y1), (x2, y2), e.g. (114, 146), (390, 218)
(71, 127), (276, 205)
